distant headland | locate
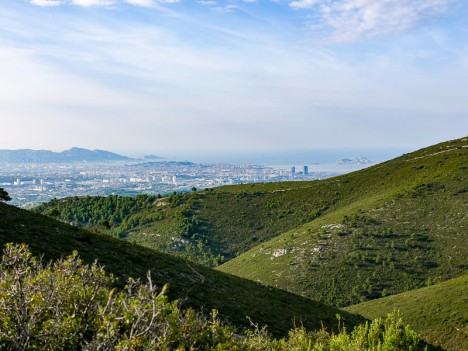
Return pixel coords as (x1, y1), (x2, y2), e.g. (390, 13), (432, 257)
(0, 147), (133, 163)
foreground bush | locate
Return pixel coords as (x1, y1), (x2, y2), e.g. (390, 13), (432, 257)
(0, 243), (422, 350)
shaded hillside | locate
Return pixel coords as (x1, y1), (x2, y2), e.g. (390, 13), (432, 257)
(345, 275), (468, 351)
(219, 137), (468, 306)
(0, 202), (364, 337)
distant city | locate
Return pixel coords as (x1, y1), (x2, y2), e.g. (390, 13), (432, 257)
(0, 148), (377, 207)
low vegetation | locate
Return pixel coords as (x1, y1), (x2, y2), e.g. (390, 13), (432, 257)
(14, 137), (468, 350)
(0, 243), (426, 350)
(0, 201), (364, 337)
(345, 275), (468, 351)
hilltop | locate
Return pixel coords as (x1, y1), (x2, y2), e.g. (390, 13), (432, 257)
(0, 201), (364, 337)
(0, 147), (130, 163)
(219, 137), (467, 306)
(345, 275), (468, 350)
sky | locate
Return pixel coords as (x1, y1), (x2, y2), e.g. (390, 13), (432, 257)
(1, 0), (467, 157)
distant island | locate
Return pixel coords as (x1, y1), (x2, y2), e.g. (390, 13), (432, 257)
(0, 147), (131, 163)
(336, 157), (374, 165)
(143, 154), (163, 160)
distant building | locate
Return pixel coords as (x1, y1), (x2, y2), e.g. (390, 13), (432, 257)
(304, 165), (308, 175)
(291, 166), (296, 176)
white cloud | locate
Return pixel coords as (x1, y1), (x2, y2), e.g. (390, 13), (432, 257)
(289, 0), (319, 9)
(124, 0), (154, 6)
(290, 0), (451, 42)
(212, 5), (239, 13)
(30, 0), (178, 6)
(197, 0), (216, 5)
(30, 0), (63, 6)
(71, 0), (116, 6)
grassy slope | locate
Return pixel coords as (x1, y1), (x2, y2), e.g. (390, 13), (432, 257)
(345, 275), (468, 351)
(219, 137), (468, 307)
(35, 139), (467, 275)
(34, 182), (348, 267)
(33, 138), (468, 308)
(0, 202), (365, 337)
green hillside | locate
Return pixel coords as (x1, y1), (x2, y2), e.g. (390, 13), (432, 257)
(0, 202), (364, 337)
(345, 275), (468, 351)
(34, 182), (347, 267)
(35, 138), (468, 276)
(5, 137), (467, 349)
(34, 138), (468, 309)
(218, 137), (468, 306)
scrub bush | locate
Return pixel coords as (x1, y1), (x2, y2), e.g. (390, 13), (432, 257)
(0, 244), (423, 350)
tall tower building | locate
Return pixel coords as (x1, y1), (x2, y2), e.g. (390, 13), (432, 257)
(291, 166), (296, 176)
(304, 165), (308, 175)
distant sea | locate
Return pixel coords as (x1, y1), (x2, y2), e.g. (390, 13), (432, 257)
(166, 147), (409, 169)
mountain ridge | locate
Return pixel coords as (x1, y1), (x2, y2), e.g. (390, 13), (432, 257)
(0, 147), (131, 163)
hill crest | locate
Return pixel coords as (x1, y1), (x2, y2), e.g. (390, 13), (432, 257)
(0, 147), (131, 163)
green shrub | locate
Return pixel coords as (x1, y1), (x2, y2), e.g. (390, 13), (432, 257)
(0, 244), (424, 350)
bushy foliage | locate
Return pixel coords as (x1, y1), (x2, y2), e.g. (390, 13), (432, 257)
(0, 244), (423, 350)
(0, 243), (239, 350)
(0, 188), (11, 202)
(34, 195), (159, 233)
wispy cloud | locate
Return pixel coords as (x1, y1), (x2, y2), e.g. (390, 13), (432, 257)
(290, 0), (320, 9)
(30, 0), (178, 7)
(124, 0), (154, 6)
(30, 0), (452, 44)
(4, 0), (467, 152)
(291, 0), (451, 42)
(197, 0), (217, 5)
(72, 0), (115, 6)
(30, 0), (63, 6)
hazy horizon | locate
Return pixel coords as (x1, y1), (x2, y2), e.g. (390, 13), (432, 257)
(1, 1), (467, 152)
(124, 146), (407, 164)
(0, 144), (409, 166)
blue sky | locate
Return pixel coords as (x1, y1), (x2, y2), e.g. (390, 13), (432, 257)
(1, 0), (467, 156)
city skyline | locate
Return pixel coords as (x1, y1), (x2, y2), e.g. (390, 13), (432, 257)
(1, 1), (467, 154)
